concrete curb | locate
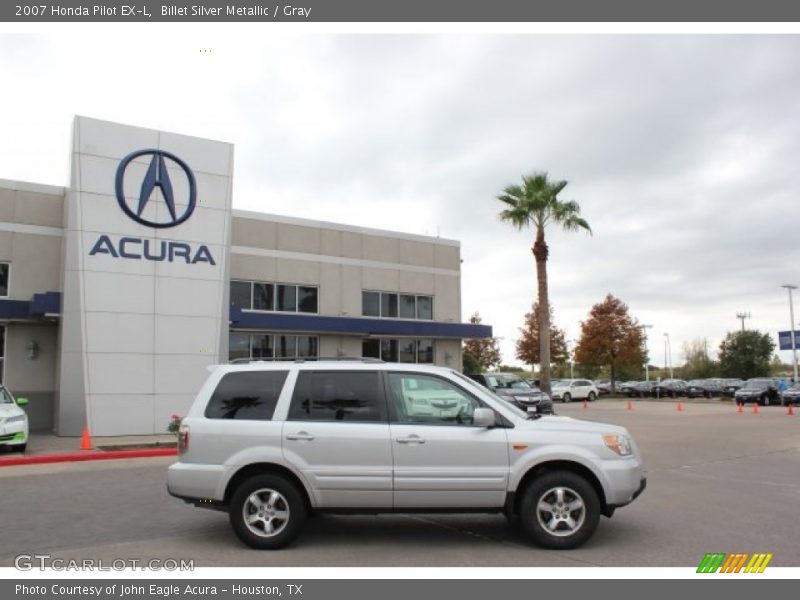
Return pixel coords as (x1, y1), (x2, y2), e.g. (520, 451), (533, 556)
(0, 448), (177, 468)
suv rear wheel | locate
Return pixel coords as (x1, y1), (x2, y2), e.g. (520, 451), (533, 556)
(519, 471), (600, 549)
(229, 474), (307, 549)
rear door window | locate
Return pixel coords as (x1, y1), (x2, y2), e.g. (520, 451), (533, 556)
(288, 371), (386, 422)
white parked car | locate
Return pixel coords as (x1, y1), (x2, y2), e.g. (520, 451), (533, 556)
(167, 360), (646, 550)
(551, 379), (599, 403)
(0, 385), (29, 452)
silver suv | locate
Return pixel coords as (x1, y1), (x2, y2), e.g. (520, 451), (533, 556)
(167, 360), (646, 550)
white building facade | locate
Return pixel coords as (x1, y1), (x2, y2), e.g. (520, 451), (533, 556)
(0, 117), (491, 436)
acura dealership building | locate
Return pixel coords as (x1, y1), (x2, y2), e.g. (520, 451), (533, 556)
(0, 117), (490, 436)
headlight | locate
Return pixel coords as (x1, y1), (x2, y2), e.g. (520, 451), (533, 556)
(4, 415), (26, 424)
(603, 434), (633, 456)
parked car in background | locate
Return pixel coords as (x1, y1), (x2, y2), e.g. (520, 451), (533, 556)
(550, 379), (599, 403)
(720, 379), (744, 397)
(734, 378), (780, 406)
(633, 381), (655, 397)
(652, 379), (687, 398)
(781, 383), (800, 406)
(618, 381), (640, 398)
(594, 380), (612, 395)
(685, 379), (723, 398)
(0, 386), (29, 452)
(467, 373), (554, 415)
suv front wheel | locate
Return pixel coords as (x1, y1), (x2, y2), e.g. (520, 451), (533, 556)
(229, 474), (307, 549)
(519, 471), (600, 549)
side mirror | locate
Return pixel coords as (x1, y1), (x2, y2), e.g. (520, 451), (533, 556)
(473, 407), (495, 428)
(16, 397), (29, 406)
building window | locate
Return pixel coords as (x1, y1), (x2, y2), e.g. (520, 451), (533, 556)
(362, 291), (380, 317)
(417, 296), (433, 320)
(362, 291), (434, 320)
(0, 264), (8, 297)
(253, 283), (274, 311)
(362, 338), (435, 364)
(230, 280), (318, 314)
(229, 332), (319, 361)
(230, 281), (251, 309)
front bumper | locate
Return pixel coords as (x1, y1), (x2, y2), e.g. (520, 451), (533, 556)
(0, 426), (28, 445)
(608, 476), (647, 511)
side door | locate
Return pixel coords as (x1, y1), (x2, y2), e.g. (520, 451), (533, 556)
(387, 371), (510, 509)
(576, 380), (592, 398)
(282, 370), (393, 509)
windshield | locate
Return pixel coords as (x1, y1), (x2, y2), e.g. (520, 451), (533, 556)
(744, 379), (772, 388)
(451, 371), (529, 419)
(486, 375), (531, 389)
(0, 387), (14, 404)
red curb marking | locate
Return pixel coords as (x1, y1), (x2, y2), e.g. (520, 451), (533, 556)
(0, 448), (176, 467)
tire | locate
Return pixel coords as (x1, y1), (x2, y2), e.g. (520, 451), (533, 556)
(519, 470), (600, 550)
(229, 474), (307, 550)
(562, 393), (572, 404)
(759, 395), (767, 407)
(16, 444), (26, 453)
(587, 392), (596, 402)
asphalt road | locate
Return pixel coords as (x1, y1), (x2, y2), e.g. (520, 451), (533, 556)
(1, 400), (798, 568)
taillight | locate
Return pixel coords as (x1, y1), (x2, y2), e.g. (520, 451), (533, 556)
(178, 423), (189, 455)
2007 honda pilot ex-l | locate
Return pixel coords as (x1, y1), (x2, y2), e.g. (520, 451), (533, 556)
(167, 360), (646, 550)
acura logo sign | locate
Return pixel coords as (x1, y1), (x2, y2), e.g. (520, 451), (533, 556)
(115, 149), (197, 228)
(90, 148), (214, 265)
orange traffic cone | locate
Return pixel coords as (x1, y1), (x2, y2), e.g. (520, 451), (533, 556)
(736, 402), (744, 413)
(80, 427), (93, 451)
(787, 404), (795, 416)
(677, 402), (684, 412)
(583, 399), (588, 409)
(752, 403), (759, 415)
(626, 400), (633, 411)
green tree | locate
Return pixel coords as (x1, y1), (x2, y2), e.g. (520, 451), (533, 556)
(515, 302), (569, 369)
(462, 312), (502, 370)
(680, 339), (718, 379)
(462, 351), (481, 374)
(717, 330), (775, 379)
(497, 172), (591, 393)
(574, 294), (645, 391)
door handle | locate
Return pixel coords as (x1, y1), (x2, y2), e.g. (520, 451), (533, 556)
(396, 435), (426, 444)
(286, 432), (315, 441)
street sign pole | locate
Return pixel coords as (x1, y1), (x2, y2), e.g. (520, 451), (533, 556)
(783, 285), (799, 382)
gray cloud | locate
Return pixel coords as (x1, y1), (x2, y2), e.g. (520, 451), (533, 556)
(2, 33), (799, 367)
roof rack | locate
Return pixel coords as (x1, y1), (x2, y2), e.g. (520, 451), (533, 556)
(228, 357), (385, 364)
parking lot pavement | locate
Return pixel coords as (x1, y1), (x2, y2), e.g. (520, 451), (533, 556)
(1, 400), (797, 567)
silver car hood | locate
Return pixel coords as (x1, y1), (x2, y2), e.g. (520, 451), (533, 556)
(511, 414), (629, 436)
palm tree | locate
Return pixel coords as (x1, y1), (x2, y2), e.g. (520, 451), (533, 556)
(497, 172), (591, 394)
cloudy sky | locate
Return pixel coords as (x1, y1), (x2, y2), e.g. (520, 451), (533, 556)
(1, 32), (799, 369)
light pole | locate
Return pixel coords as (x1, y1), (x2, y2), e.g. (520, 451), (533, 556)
(663, 332), (673, 379)
(782, 285), (798, 383)
(641, 324), (653, 382)
(736, 312), (751, 332)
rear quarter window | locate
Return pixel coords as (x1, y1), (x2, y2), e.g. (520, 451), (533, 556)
(204, 371), (289, 420)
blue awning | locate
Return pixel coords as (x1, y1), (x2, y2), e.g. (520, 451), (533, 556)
(230, 304), (492, 339)
(0, 291), (61, 320)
